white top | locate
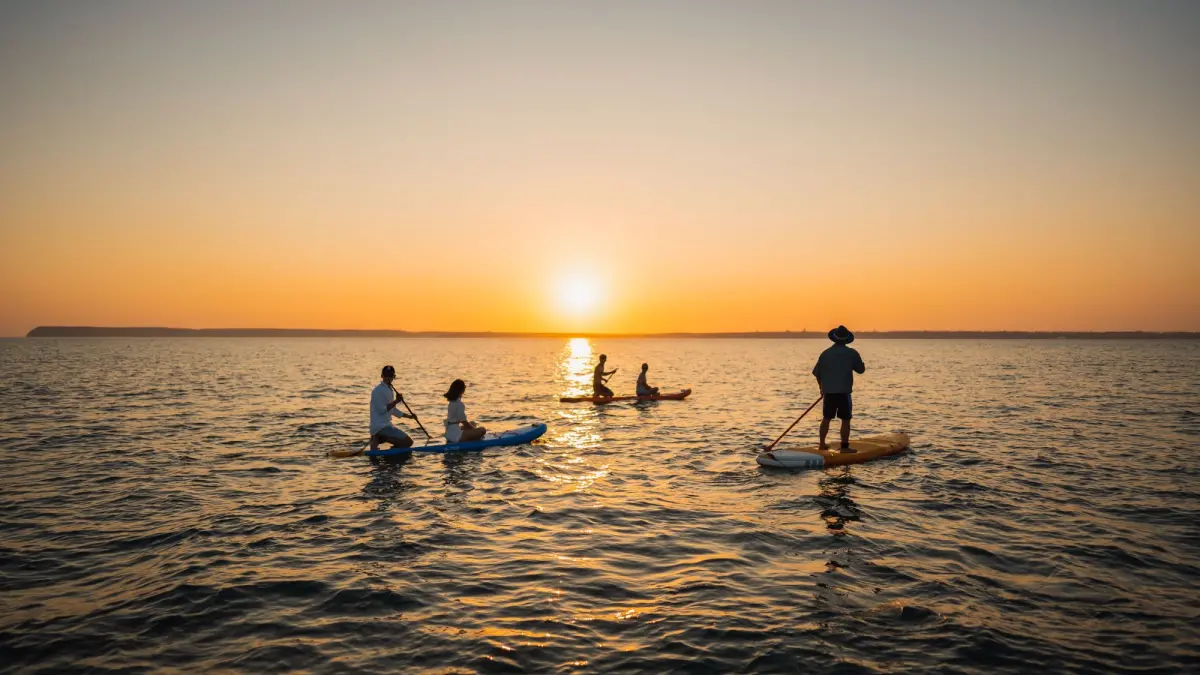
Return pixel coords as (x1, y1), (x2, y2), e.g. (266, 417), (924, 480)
(370, 381), (404, 434)
(444, 400), (467, 442)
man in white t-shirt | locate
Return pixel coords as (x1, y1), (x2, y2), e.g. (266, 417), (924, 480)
(369, 365), (417, 451)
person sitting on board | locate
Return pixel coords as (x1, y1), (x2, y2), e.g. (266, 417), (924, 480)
(636, 363), (660, 397)
(369, 365), (418, 451)
(593, 354), (617, 398)
(812, 325), (866, 452)
(443, 378), (487, 443)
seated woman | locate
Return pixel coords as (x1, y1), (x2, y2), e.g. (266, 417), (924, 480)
(444, 379), (487, 443)
(636, 363), (660, 397)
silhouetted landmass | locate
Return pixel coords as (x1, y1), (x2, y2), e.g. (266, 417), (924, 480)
(24, 326), (1200, 339)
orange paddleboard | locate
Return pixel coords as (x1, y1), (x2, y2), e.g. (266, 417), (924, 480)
(757, 433), (911, 469)
(560, 388), (692, 404)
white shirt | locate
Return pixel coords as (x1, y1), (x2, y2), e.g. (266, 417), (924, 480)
(370, 381), (404, 434)
(444, 400), (467, 442)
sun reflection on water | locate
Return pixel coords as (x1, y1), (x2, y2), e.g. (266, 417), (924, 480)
(536, 338), (611, 493)
(534, 462), (611, 493)
(559, 337), (594, 398)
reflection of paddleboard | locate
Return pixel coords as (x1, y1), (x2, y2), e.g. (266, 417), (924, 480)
(559, 388), (692, 404)
(330, 423), (546, 458)
(756, 433), (910, 469)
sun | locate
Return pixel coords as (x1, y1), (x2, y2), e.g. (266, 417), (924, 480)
(557, 277), (602, 316)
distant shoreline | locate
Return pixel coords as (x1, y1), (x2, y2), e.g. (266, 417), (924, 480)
(23, 326), (1200, 339)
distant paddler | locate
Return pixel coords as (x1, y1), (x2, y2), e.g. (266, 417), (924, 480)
(812, 325), (866, 452)
(369, 365), (419, 452)
(593, 354), (617, 398)
(635, 363), (660, 397)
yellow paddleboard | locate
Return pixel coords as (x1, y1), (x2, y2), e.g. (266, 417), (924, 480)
(757, 433), (911, 469)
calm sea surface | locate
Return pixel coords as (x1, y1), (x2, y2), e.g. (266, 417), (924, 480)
(1, 338), (1197, 674)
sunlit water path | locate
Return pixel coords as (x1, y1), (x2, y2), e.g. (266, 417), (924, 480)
(1, 338), (1197, 673)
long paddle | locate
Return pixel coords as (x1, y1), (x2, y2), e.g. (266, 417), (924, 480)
(762, 395), (823, 452)
(389, 383), (431, 439)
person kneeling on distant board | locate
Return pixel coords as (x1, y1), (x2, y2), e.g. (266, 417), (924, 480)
(812, 325), (866, 452)
(369, 365), (417, 451)
(593, 354), (617, 398)
(636, 363), (660, 397)
(444, 378), (486, 443)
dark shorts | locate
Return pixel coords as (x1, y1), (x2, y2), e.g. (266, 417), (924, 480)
(594, 385), (614, 398)
(373, 426), (411, 445)
(823, 393), (852, 420)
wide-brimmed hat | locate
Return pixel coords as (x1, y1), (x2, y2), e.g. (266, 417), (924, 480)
(828, 325), (854, 344)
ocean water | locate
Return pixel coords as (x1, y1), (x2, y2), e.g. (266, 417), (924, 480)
(0, 337), (1197, 674)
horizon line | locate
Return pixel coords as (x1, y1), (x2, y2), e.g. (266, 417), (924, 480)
(21, 326), (1200, 340)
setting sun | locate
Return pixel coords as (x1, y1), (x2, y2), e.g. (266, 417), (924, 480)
(557, 277), (602, 317)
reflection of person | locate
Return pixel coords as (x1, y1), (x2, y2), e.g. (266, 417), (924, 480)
(443, 379), (486, 443)
(369, 365), (417, 451)
(593, 354), (617, 397)
(812, 325), (866, 452)
(818, 469), (861, 532)
(636, 363), (660, 397)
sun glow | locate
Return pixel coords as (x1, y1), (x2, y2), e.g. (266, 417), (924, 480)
(557, 277), (602, 317)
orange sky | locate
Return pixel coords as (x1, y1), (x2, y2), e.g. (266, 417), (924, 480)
(2, 2), (1199, 336)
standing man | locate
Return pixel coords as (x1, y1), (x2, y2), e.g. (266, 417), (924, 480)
(812, 326), (866, 452)
(593, 354), (618, 398)
(370, 365), (417, 451)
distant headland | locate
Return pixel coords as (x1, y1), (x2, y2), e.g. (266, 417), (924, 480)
(23, 326), (1200, 339)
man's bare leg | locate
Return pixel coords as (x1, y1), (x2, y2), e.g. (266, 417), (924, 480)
(840, 418), (854, 452)
(819, 418), (831, 450)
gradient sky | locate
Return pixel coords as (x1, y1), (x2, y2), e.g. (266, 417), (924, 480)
(2, 0), (1199, 336)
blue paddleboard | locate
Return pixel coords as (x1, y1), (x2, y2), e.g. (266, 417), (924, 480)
(363, 423), (547, 457)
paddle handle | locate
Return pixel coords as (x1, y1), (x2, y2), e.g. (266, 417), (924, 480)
(764, 395), (823, 451)
(390, 383), (432, 438)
